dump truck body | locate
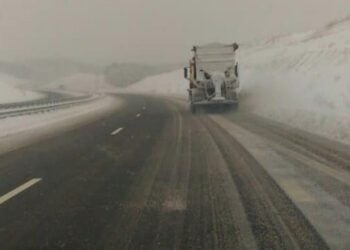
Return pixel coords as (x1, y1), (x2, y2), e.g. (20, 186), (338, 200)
(184, 43), (240, 112)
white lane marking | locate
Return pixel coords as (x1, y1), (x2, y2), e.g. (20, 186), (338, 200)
(136, 113), (141, 118)
(111, 127), (123, 136)
(0, 178), (42, 205)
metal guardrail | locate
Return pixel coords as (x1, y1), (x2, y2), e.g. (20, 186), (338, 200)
(0, 91), (89, 110)
(0, 95), (99, 119)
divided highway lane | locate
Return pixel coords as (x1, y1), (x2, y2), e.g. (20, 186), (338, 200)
(0, 94), (341, 249)
(0, 94), (166, 249)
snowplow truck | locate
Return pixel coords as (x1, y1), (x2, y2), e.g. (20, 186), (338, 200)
(184, 43), (240, 113)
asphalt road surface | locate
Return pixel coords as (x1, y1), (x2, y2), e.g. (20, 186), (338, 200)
(1, 94), (350, 249)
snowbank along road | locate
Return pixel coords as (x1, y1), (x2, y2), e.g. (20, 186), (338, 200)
(0, 94), (349, 249)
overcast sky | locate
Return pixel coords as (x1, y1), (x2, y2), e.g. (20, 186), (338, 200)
(0, 0), (350, 65)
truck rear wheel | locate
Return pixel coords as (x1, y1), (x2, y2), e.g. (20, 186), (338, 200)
(190, 104), (196, 114)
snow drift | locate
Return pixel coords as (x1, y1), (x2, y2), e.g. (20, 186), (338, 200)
(0, 73), (43, 103)
(125, 70), (188, 97)
(126, 17), (350, 145)
(240, 16), (350, 145)
(45, 73), (116, 94)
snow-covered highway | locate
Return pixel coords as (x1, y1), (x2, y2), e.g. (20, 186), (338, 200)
(0, 94), (349, 248)
(2, 13), (350, 250)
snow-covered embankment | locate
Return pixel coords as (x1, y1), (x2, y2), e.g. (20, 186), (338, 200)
(0, 74), (44, 103)
(125, 17), (350, 145)
(240, 17), (350, 145)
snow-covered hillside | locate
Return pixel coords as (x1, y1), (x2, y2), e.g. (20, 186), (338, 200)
(0, 74), (43, 103)
(126, 17), (350, 145)
(125, 70), (187, 96)
(240, 16), (350, 145)
(45, 73), (116, 94)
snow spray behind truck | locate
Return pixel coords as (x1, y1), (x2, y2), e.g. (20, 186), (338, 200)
(184, 43), (240, 113)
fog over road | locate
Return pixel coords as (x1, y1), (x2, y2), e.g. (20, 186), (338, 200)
(0, 94), (349, 249)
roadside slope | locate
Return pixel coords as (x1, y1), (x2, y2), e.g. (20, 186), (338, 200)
(0, 73), (43, 103)
(240, 17), (350, 145)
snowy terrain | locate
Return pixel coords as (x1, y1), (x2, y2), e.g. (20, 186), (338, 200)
(45, 73), (116, 95)
(0, 73), (43, 103)
(240, 17), (350, 145)
(125, 70), (188, 97)
(125, 17), (350, 145)
(0, 72), (121, 154)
